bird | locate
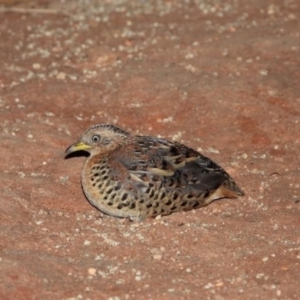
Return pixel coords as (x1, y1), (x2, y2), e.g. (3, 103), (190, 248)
(65, 124), (244, 220)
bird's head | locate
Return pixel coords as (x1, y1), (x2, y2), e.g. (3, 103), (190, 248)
(65, 124), (130, 157)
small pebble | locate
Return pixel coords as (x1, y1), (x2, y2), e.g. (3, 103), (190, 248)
(32, 63), (41, 69)
(88, 268), (97, 275)
(57, 72), (66, 80)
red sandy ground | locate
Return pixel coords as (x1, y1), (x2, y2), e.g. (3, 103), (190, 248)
(0, 0), (299, 299)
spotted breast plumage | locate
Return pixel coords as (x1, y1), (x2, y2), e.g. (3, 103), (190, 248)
(65, 124), (244, 220)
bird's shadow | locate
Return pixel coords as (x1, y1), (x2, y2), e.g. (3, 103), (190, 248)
(64, 151), (89, 159)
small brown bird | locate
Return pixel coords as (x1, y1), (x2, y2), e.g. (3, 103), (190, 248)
(65, 124), (244, 220)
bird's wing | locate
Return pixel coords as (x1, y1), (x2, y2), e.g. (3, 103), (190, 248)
(108, 136), (235, 197)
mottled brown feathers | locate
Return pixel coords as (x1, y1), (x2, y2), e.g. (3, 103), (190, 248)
(65, 124), (244, 220)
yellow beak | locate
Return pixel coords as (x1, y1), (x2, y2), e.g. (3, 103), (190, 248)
(65, 142), (91, 156)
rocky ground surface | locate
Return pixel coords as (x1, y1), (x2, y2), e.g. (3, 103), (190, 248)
(0, 0), (299, 299)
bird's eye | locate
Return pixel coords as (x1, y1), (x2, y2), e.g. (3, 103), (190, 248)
(91, 134), (101, 143)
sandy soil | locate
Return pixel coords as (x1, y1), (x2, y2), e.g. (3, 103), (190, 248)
(0, 0), (299, 299)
